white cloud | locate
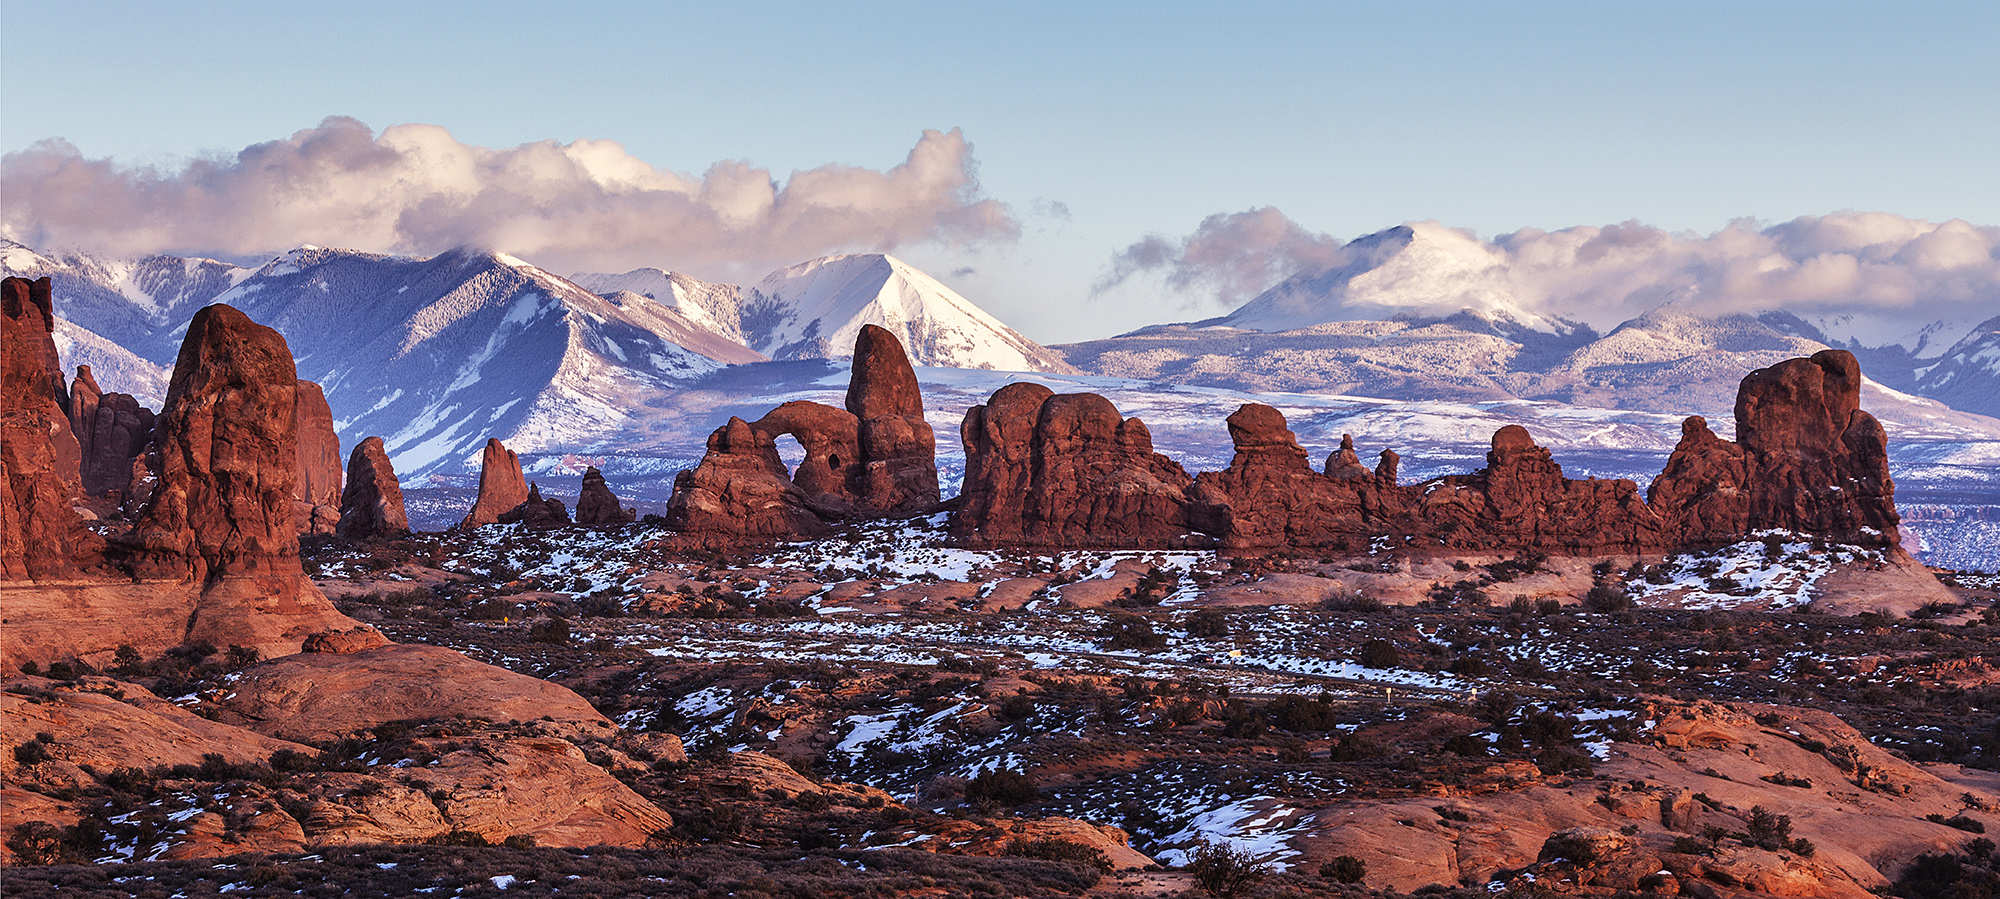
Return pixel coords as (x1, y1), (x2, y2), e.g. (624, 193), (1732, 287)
(0, 117), (1018, 280)
(1107, 209), (1999, 343)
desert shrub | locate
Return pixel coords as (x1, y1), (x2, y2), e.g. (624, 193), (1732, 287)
(1358, 639), (1399, 669)
(1098, 613), (1166, 650)
(1583, 583), (1634, 613)
(1670, 835), (1712, 855)
(13, 738), (50, 766)
(1894, 844), (2000, 898)
(1006, 836), (1112, 874)
(1186, 840), (1267, 896)
(1267, 694), (1341, 732)
(1320, 591), (1384, 612)
(502, 834), (537, 849)
(528, 617), (572, 645)
(998, 693), (1038, 721)
(6, 822), (64, 865)
(1745, 805), (1794, 850)
(1320, 854), (1366, 884)
(1535, 597), (1564, 615)
(964, 769), (1037, 809)
(425, 830), (491, 847)
(1186, 608), (1230, 638)
(1929, 813), (1987, 833)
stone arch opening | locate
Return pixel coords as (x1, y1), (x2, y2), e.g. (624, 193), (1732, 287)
(774, 433), (805, 478)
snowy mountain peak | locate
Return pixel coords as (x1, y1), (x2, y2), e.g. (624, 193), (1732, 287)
(1219, 223), (1582, 337)
(743, 253), (1074, 372)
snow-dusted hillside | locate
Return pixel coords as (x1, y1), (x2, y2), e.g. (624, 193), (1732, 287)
(1911, 316), (2000, 420)
(2, 237), (252, 363)
(197, 246), (763, 476)
(568, 268), (755, 350)
(50, 319), (170, 406)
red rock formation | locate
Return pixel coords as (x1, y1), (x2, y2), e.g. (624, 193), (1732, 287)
(1652, 350), (1899, 547)
(848, 324), (940, 516)
(499, 483), (570, 528)
(7, 296), (367, 664)
(335, 437), (408, 540)
(79, 391), (156, 502)
(753, 401), (863, 517)
(952, 385), (1199, 548)
(573, 466), (634, 525)
(460, 437), (529, 529)
(665, 418), (823, 539)
(291, 380), (342, 535)
(665, 326), (940, 538)
(2, 276), (95, 579)
(68, 365), (101, 475)
(122, 305), (306, 584)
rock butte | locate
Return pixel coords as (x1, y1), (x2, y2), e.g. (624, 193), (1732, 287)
(335, 437), (408, 540)
(460, 437), (529, 529)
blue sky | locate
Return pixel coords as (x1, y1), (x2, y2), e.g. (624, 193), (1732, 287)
(3, 0), (1995, 340)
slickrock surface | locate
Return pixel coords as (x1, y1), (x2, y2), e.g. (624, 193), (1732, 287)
(211, 643), (614, 743)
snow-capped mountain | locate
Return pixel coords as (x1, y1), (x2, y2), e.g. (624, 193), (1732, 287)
(1210, 224), (1590, 339)
(1912, 316), (2000, 419)
(568, 267), (753, 349)
(200, 246), (762, 476)
(583, 254), (1074, 373)
(741, 254), (1074, 372)
(0, 240), (250, 363)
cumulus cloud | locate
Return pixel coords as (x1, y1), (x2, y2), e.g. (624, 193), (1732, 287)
(1106, 207), (1999, 347)
(1094, 206), (1343, 305)
(0, 117), (1019, 279)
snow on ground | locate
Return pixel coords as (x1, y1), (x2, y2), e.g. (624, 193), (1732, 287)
(1627, 531), (1887, 610)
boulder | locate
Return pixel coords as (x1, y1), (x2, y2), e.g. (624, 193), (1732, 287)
(2, 276), (94, 579)
(574, 466), (634, 525)
(121, 304), (306, 584)
(291, 379), (342, 534)
(499, 483), (570, 528)
(460, 437), (529, 529)
(951, 385), (1197, 548)
(335, 436), (408, 539)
